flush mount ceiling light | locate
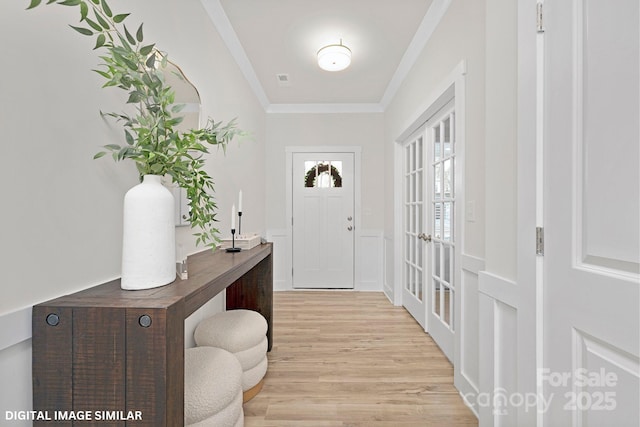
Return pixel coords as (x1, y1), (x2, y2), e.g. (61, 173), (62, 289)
(317, 40), (352, 72)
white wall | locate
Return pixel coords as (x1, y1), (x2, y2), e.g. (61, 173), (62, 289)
(384, 0), (487, 287)
(485, 0), (517, 281)
(0, 0), (265, 420)
(124, 0), (268, 246)
(265, 113), (385, 231)
(384, 0), (486, 296)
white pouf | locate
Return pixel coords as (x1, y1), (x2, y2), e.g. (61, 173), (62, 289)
(194, 310), (269, 397)
(185, 347), (244, 427)
(242, 355), (268, 391)
(234, 336), (268, 371)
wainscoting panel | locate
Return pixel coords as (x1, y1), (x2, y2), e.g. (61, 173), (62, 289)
(495, 300), (518, 426)
(383, 236), (394, 302)
(357, 230), (383, 291)
(0, 306), (33, 416)
(266, 230), (290, 290)
(478, 271), (520, 427)
(455, 254), (484, 416)
(0, 306), (31, 352)
(461, 270), (479, 388)
(267, 229), (383, 291)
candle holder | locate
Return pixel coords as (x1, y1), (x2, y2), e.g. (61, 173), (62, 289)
(225, 228), (241, 252)
(237, 211), (243, 237)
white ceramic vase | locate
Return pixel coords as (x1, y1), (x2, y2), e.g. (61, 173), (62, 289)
(121, 175), (176, 290)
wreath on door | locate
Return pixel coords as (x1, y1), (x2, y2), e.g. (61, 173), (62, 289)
(304, 163), (342, 188)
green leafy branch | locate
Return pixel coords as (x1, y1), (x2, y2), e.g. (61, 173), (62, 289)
(27, 0), (244, 248)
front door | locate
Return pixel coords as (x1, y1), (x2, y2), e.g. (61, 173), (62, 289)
(544, 0), (639, 424)
(292, 152), (355, 288)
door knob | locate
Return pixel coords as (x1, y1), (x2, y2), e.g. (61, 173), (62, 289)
(347, 225), (353, 231)
(347, 216), (353, 221)
(418, 233), (432, 242)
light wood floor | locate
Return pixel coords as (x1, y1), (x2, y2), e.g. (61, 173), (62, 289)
(243, 291), (478, 426)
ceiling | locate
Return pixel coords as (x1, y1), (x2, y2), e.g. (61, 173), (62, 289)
(201, 0), (446, 112)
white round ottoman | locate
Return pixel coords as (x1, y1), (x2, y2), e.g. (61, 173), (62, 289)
(185, 346), (244, 427)
(194, 309), (268, 402)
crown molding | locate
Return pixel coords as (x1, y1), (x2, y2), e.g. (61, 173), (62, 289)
(379, 0), (453, 109)
(266, 103), (384, 114)
(200, 0), (270, 109)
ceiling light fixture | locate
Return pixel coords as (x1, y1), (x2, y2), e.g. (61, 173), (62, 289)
(317, 40), (351, 72)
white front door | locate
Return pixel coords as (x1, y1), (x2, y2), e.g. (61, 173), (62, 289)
(292, 152), (355, 288)
(426, 105), (456, 362)
(402, 130), (427, 328)
(544, 1), (639, 424)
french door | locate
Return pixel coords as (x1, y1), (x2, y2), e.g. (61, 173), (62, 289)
(402, 101), (457, 364)
(543, 0), (639, 424)
(292, 152), (355, 288)
(425, 105), (456, 362)
(402, 131), (427, 328)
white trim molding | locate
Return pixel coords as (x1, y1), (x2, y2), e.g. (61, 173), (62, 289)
(478, 271), (520, 426)
(383, 235), (395, 302)
(268, 228), (383, 292)
(478, 271), (518, 309)
(455, 254), (485, 416)
(266, 229), (290, 291)
(199, 0), (270, 109)
(380, 0), (454, 109)
(0, 306), (32, 352)
(267, 104), (384, 114)
(517, 2), (543, 425)
(357, 230), (384, 291)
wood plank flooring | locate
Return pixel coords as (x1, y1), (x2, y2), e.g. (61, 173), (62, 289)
(243, 291), (478, 426)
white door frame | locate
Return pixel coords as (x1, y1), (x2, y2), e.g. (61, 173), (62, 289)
(393, 60), (468, 385)
(286, 146), (362, 289)
(394, 61), (466, 308)
(515, 0), (542, 425)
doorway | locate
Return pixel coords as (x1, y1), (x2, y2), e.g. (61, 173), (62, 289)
(290, 150), (357, 289)
(400, 99), (457, 361)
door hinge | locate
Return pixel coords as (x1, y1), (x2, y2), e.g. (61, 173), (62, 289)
(536, 2), (545, 33)
(536, 227), (544, 255)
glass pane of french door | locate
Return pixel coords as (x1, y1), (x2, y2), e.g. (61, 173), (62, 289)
(431, 112), (455, 332)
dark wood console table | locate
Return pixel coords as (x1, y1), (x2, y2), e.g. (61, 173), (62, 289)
(32, 243), (272, 426)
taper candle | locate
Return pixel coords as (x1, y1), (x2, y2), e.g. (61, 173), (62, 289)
(238, 190), (243, 212)
(231, 204), (236, 229)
